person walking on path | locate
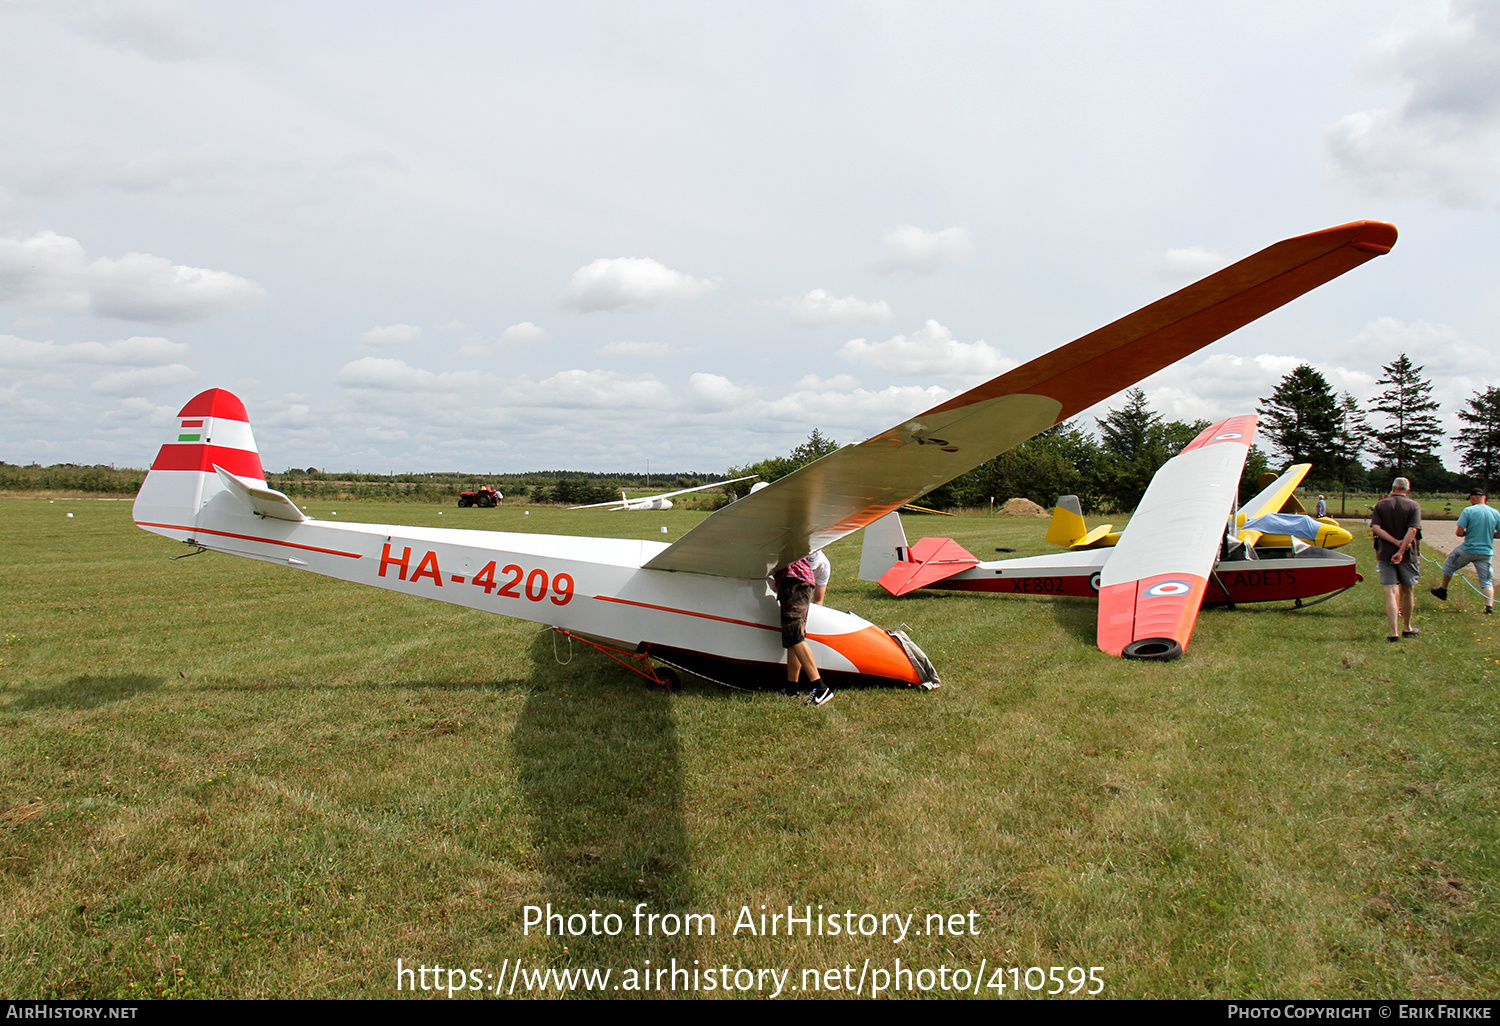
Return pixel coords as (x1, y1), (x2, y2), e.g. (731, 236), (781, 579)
(1431, 489), (1500, 614)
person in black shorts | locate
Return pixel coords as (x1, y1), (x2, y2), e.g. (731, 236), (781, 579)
(1370, 476), (1422, 641)
(775, 555), (831, 705)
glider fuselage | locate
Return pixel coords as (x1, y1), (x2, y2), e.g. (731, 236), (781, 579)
(136, 476), (927, 687)
(909, 546), (1359, 605)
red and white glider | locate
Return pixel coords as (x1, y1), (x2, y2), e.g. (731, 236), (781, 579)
(135, 221), (1394, 684)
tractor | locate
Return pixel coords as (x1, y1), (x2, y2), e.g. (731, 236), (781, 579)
(457, 486), (503, 508)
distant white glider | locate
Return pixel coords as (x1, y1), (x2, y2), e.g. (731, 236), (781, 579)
(569, 476), (758, 511)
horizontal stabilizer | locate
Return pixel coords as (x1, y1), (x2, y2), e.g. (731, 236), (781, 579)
(212, 464), (308, 522)
(877, 537), (979, 596)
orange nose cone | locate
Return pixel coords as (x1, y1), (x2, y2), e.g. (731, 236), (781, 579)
(811, 626), (923, 685)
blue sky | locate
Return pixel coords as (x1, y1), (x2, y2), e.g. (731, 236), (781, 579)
(2, 1), (1496, 474)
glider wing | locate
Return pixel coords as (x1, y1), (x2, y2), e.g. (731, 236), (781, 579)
(645, 220), (1396, 579)
(1096, 416), (1257, 659)
(568, 475), (758, 510)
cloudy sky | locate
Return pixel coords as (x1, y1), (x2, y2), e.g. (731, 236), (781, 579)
(2, 0), (1497, 474)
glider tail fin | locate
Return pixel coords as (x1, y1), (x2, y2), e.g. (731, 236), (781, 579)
(133, 389), (303, 544)
(1045, 495), (1090, 547)
(859, 512), (911, 582)
(1044, 495), (1118, 549)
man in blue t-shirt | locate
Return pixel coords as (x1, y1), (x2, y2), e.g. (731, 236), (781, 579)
(1432, 489), (1500, 614)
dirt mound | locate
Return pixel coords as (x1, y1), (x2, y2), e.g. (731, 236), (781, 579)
(999, 497), (1049, 517)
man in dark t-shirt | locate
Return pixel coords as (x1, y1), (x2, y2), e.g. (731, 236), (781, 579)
(1370, 477), (1422, 641)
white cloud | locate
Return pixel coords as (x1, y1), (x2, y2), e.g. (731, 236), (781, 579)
(1328, 0), (1500, 207)
(336, 357), (673, 411)
(686, 372), (758, 411)
(1122, 322), (1497, 450)
(838, 320), (1014, 382)
(361, 323), (422, 347)
(1342, 316), (1498, 381)
(1149, 246), (1229, 281)
(560, 257), (718, 312)
(69, 0), (217, 62)
(457, 321), (548, 358)
(600, 340), (673, 359)
(0, 231), (267, 324)
(872, 225), (974, 274)
(90, 363), (197, 395)
(791, 373), (862, 392)
(336, 357), (462, 393)
(777, 289), (893, 326)
(0, 334), (188, 368)
(757, 382), (949, 433)
(499, 321), (548, 346)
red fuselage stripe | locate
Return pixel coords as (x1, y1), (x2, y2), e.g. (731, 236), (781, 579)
(134, 521), (363, 559)
(592, 594), (779, 632)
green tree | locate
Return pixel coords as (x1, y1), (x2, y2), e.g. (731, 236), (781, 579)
(1258, 364), (1337, 468)
(1457, 385), (1500, 491)
(725, 429), (842, 496)
(1091, 389), (1208, 511)
(1097, 388), (1159, 462)
(1368, 354), (1444, 478)
(931, 421), (1101, 510)
(1328, 391), (1372, 514)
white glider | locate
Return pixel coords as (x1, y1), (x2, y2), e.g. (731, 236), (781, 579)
(569, 476), (758, 511)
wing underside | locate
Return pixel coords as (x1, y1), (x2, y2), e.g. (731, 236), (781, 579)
(645, 220), (1396, 580)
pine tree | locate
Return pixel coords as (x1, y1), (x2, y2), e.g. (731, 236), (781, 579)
(1258, 364), (1337, 468)
(790, 428), (840, 466)
(1457, 385), (1500, 491)
(1091, 390), (1205, 511)
(1097, 388), (1160, 462)
(1330, 391), (1371, 514)
(1368, 354), (1444, 477)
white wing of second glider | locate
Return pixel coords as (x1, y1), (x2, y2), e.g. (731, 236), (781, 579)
(644, 221), (1395, 580)
(1095, 416), (1257, 660)
(568, 475), (758, 510)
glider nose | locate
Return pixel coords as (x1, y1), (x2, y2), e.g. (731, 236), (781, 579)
(814, 626), (941, 688)
(1320, 522), (1354, 549)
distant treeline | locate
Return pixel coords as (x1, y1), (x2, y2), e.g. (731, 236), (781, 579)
(0, 462), (731, 505)
(0, 463), (146, 495)
(266, 470), (725, 505)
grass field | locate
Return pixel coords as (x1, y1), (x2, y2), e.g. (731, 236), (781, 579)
(2, 497), (1496, 1000)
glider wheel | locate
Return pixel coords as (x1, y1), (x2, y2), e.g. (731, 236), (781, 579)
(655, 667), (680, 691)
(1123, 637), (1183, 661)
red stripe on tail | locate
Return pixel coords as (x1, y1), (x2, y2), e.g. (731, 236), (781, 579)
(151, 443), (265, 480)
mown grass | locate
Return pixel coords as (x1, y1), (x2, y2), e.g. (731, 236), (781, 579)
(2, 498), (1496, 999)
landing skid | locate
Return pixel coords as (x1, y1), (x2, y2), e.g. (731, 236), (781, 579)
(552, 629), (680, 690)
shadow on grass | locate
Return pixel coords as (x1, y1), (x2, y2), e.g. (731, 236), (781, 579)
(1049, 597), (1097, 644)
(5, 674), (163, 711)
(513, 632), (697, 969)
